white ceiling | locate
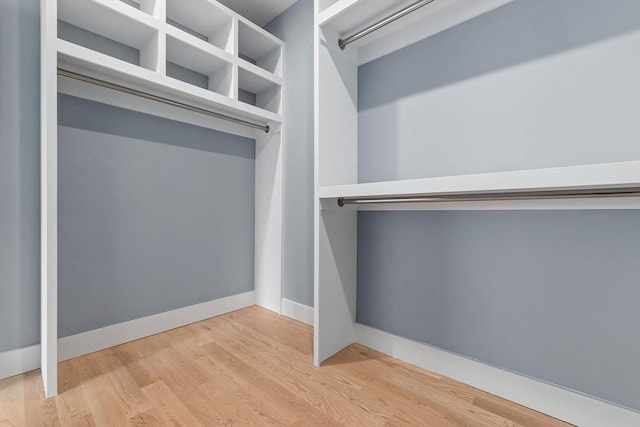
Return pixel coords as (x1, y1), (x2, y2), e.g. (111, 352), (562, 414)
(218, 0), (298, 27)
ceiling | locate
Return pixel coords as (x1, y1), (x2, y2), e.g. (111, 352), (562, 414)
(218, 0), (298, 27)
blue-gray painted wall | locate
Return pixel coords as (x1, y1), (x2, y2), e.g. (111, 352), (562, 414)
(264, 0), (315, 307)
(358, 0), (640, 183)
(356, 0), (640, 411)
(57, 96), (255, 337)
(0, 0), (256, 350)
(0, 0), (41, 353)
(357, 210), (640, 410)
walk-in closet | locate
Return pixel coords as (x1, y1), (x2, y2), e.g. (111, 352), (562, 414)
(0, 0), (638, 425)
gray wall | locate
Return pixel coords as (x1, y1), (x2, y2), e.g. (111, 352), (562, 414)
(356, 0), (640, 411)
(358, 0), (640, 183)
(264, 0), (314, 307)
(0, 0), (256, 351)
(357, 211), (640, 410)
(58, 95), (255, 337)
(0, 0), (41, 353)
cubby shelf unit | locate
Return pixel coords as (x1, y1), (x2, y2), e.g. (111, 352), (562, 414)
(56, 0), (284, 127)
(41, 0), (286, 398)
(314, 1), (640, 426)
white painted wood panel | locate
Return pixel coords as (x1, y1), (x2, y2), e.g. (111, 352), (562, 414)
(255, 126), (284, 314)
(319, 161), (640, 199)
(315, 208), (357, 366)
(317, 26), (358, 186)
(57, 75), (256, 138)
(58, 40), (282, 125)
(315, 3), (360, 366)
(40, 0), (58, 399)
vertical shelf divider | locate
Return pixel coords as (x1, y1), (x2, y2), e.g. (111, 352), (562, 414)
(230, 17), (239, 100)
(40, 0), (58, 398)
(314, 2), (359, 367)
(154, 0), (166, 75)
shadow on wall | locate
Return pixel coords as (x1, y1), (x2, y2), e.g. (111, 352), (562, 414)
(358, 0), (640, 110)
(58, 94), (254, 158)
(356, 0), (640, 183)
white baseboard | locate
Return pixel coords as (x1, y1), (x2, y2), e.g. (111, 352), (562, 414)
(0, 344), (41, 380)
(58, 291), (255, 361)
(281, 299), (314, 326)
(2, 292), (255, 381)
(355, 323), (639, 427)
(0, 291), (255, 382)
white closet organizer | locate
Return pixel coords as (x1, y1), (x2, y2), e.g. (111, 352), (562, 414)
(41, 0), (285, 397)
(314, 0), (640, 425)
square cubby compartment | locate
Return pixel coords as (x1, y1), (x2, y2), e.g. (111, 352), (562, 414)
(118, 0), (161, 17)
(58, 0), (159, 71)
(166, 35), (233, 97)
(238, 21), (282, 76)
(166, 0), (234, 53)
(238, 67), (282, 114)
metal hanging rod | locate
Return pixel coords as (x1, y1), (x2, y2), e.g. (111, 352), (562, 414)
(338, 0), (435, 50)
(57, 68), (270, 133)
(337, 188), (640, 206)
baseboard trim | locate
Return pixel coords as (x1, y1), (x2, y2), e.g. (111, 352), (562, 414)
(58, 291), (256, 361)
(0, 344), (41, 380)
(355, 323), (639, 427)
(1, 292), (255, 381)
(281, 299), (313, 326)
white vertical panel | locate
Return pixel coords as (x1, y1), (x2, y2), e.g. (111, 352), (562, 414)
(315, 206), (357, 365)
(40, 0), (58, 398)
(313, 0), (321, 356)
(254, 125), (283, 313)
(317, 25), (358, 187)
(314, 3), (360, 366)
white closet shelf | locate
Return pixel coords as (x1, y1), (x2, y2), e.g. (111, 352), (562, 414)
(58, 0), (159, 47)
(164, 25), (235, 66)
(166, 0), (233, 50)
(58, 39), (282, 125)
(318, 161), (640, 199)
(238, 20), (283, 76)
(238, 63), (283, 91)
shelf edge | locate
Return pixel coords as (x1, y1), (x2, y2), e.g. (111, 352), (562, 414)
(318, 161), (640, 199)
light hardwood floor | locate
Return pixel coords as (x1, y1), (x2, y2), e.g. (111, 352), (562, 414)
(0, 306), (570, 426)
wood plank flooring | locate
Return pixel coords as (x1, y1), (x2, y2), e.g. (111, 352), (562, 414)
(0, 306), (570, 426)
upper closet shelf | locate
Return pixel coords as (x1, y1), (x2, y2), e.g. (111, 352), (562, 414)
(56, 0), (284, 128)
(318, 161), (640, 201)
(320, 0), (512, 65)
(58, 40), (282, 125)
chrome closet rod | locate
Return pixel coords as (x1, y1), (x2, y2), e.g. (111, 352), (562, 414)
(57, 68), (270, 133)
(336, 188), (640, 206)
(338, 0), (435, 50)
